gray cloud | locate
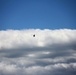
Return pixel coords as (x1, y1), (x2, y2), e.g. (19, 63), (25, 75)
(0, 29), (76, 75)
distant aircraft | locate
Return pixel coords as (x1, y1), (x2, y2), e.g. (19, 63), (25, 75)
(33, 34), (35, 37)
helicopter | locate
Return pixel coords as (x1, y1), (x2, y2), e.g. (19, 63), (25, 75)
(33, 34), (35, 37)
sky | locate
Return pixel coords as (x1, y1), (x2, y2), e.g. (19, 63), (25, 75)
(0, 0), (76, 30)
(0, 0), (76, 75)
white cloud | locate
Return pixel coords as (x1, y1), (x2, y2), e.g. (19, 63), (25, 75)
(0, 61), (76, 75)
(0, 29), (76, 50)
(0, 29), (76, 75)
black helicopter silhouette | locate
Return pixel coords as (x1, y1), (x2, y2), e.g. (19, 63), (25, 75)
(33, 34), (35, 37)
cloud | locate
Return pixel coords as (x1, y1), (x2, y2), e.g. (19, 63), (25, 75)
(0, 29), (76, 50)
(0, 62), (76, 75)
(0, 29), (76, 75)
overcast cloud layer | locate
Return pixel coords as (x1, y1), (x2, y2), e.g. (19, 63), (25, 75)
(0, 29), (76, 75)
